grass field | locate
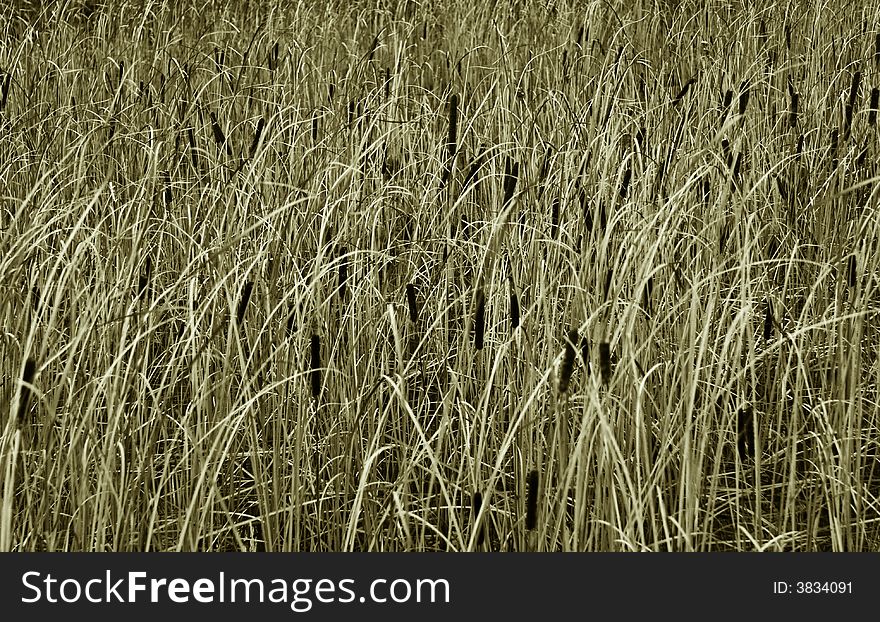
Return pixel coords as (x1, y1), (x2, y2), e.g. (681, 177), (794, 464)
(1, 0), (879, 551)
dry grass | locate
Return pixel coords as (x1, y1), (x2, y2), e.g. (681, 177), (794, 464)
(1, 0), (880, 551)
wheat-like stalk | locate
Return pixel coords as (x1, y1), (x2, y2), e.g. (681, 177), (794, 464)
(844, 70), (861, 137)
(249, 117), (265, 157)
(830, 127), (840, 169)
(525, 469), (539, 531)
(788, 79), (799, 128)
(473, 287), (486, 350)
(558, 329), (577, 394)
(598, 342), (612, 385)
(447, 93), (459, 162)
(338, 248), (349, 301)
(763, 298), (774, 341)
(737, 405), (755, 462)
(15, 358), (37, 427)
(187, 127), (200, 171)
(406, 283), (418, 323)
(502, 157), (519, 209)
(209, 110), (233, 156)
(309, 334), (321, 399)
(738, 79), (750, 116)
(0, 72), (11, 112)
(868, 87), (878, 126)
(236, 281), (253, 326)
(508, 276), (519, 334)
(137, 256), (151, 301)
(672, 76), (695, 105)
(846, 254), (857, 288)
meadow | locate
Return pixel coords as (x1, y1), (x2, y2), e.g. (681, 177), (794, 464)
(1, 0), (879, 551)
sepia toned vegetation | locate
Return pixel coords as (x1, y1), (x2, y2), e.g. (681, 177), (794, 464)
(1, 0), (879, 551)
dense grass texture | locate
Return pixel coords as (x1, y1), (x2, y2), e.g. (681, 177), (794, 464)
(2, 0), (880, 551)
